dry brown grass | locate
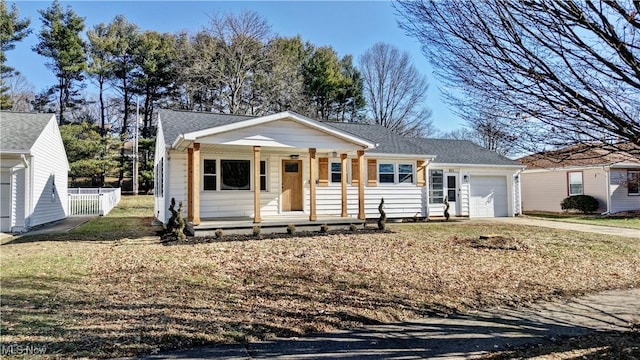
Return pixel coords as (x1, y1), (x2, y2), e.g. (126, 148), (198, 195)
(1, 222), (639, 358)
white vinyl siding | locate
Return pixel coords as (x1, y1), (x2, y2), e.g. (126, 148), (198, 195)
(28, 117), (69, 227)
(609, 169), (640, 213)
(154, 120), (168, 223)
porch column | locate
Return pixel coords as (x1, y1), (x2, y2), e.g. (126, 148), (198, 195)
(309, 148), (317, 221)
(357, 150), (365, 220)
(187, 148), (193, 221)
(192, 143), (201, 225)
(253, 146), (262, 223)
(340, 153), (348, 217)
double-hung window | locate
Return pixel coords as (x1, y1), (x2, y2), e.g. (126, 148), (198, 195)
(568, 171), (583, 196)
(429, 170), (444, 203)
(398, 164), (414, 183)
(378, 163), (395, 184)
(330, 162), (342, 183)
(628, 170), (639, 195)
(260, 160), (267, 191)
(203, 160), (217, 191)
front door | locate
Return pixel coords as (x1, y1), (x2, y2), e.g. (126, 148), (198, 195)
(445, 173), (458, 216)
(282, 160), (302, 211)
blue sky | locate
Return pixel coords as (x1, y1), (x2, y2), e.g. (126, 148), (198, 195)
(6, 1), (463, 132)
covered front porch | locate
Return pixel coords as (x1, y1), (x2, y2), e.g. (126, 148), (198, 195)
(172, 112), (377, 226)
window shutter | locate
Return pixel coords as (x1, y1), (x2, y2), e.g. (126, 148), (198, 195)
(318, 157), (329, 187)
(367, 159), (377, 187)
(351, 158), (359, 186)
(416, 160), (426, 187)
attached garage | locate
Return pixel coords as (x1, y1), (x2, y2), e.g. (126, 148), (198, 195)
(470, 176), (509, 217)
(0, 112), (69, 233)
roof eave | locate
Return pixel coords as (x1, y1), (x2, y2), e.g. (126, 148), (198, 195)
(365, 152), (436, 159)
(432, 162), (524, 169)
(0, 149), (31, 156)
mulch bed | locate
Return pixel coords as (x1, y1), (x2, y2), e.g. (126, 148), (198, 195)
(160, 228), (392, 245)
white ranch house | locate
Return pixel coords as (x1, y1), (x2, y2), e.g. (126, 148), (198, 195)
(154, 110), (523, 226)
(0, 112), (69, 233)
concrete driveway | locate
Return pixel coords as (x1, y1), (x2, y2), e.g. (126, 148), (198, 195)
(474, 216), (639, 239)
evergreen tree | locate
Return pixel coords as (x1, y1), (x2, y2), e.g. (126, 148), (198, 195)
(33, 0), (86, 125)
(0, 0), (31, 109)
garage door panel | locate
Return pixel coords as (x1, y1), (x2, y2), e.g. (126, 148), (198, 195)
(470, 176), (508, 217)
(1, 171), (11, 232)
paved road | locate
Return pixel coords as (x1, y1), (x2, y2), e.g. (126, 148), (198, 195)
(143, 288), (639, 359)
(475, 216), (640, 239)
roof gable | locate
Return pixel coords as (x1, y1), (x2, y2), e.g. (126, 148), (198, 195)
(0, 112), (56, 153)
(159, 110), (375, 150)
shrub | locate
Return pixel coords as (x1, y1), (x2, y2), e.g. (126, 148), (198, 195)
(444, 196), (450, 221)
(215, 229), (223, 239)
(320, 224), (329, 233)
(561, 195), (599, 214)
(349, 223), (358, 232)
(377, 198), (386, 230)
(287, 224), (296, 234)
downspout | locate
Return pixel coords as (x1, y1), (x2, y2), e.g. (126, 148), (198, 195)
(515, 168), (524, 216)
(602, 166), (611, 215)
(21, 154), (33, 229)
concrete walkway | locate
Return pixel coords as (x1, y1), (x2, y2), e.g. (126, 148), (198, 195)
(475, 216), (640, 239)
(143, 288), (639, 359)
(0, 216), (93, 241)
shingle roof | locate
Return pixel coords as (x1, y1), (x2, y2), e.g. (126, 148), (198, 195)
(326, 122), (520, 166)
(0, 112), (55, 152)
(323, 122), (428, 155)
(519, 144), (640, 169)
(410, 138), (522, 166)
(158, 109), (255, 146)
(158, 110), (521, 166)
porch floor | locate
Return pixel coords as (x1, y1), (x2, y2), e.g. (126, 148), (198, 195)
(194, 215), (365, 236)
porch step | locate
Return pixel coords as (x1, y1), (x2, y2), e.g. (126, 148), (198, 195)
(193, 216), (365, 236)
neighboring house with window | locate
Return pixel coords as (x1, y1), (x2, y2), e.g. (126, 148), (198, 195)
(0, 112), (69, 233)
(518, 145), (640, 214)
(154, 110), (523, 225)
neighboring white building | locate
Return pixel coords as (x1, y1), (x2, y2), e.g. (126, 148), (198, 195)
(519, 145), (640, 214)
(154, 110), (523, 225)
(0, 112), (70, 233)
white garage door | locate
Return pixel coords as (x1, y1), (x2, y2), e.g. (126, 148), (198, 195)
(1, 170), (11, 232)
(470, 176), (509, 217)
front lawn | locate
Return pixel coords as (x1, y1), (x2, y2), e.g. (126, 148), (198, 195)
(1, 200), (639, 358)
(525, 212), (640, 229)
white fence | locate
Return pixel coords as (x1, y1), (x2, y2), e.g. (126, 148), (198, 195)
(68, 188), (122, 216)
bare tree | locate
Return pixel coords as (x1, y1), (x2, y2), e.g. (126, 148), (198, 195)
(359, 42), (433, 137)
(395, 0), (640, 154)
(5, 73), (34, 111)
(207, 10), (271, 115)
